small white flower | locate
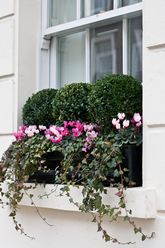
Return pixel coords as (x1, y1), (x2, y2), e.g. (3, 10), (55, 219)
(39, 125), (46, 131)
(133, 113), (141, 122)
(84, 124), (94, 132)
(117, 113), (125, 120)
(45, 134), (51, 139)
(87, 130), (98, 139)
(116, 123), (121, 130)
(27, 131), (34, 137)
(112, 118), (119, 126)
(123, 120), (130, 128)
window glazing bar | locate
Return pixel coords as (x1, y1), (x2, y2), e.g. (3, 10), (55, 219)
(122, 18), (128, 74)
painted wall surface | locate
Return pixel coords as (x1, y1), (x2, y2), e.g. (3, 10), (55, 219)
(0, 0), (15, 157)
(0, 0), (165, 247)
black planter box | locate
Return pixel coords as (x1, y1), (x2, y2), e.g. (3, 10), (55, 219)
(28, 151), (64, 184)
(123, 144), (142, 187)
(103, 144), (142, 187)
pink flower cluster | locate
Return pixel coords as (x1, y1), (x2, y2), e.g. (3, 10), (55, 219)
(45, 121), (98, 147)
(112, 113), (142, 130)
(13, 121), (99, 151)
(13, 125), (45, 140)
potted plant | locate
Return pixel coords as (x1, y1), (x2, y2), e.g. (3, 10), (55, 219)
(0, 77), (153, 244)
(112, 112), (142, 186)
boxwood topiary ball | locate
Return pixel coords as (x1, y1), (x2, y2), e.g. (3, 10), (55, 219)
(88, 74), (142, 133)
(52, 83), (93, 122)
(22, 88), (58, 126)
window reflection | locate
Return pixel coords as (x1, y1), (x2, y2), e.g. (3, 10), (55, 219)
(128, 16), (142, 81)
(91, 23), (122, 82)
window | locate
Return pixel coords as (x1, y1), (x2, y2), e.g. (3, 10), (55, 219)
(42, 0), (142, 88)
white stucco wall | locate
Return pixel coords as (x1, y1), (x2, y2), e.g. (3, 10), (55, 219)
(0, 1), (15, 156)
(1, 0), (165, 247)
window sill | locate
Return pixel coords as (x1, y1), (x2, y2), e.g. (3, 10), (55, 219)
(20, 184), (156, 219)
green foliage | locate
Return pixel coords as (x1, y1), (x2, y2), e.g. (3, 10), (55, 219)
(88, 74), (142, 133)
(52, 83), (93, 122)
(23, 89), (58, 126)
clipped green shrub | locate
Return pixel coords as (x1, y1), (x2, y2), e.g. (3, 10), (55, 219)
(23, 88), (58, 126)
(52, 83), (93, 122)
(88, 74), (142, 132)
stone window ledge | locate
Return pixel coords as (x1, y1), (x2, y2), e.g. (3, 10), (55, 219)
(20, 184), (157, 219)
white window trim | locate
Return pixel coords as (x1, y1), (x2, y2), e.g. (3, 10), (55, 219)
(42, 2), (142, 38)
(122, 18), (128, 74)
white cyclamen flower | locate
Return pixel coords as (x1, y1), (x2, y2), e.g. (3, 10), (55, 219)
(116, 123), (121, 130)
(112, 118), (119, 126)
(123, 119), (130, 128)
(133, 113), (141, 122)
(117, 113), (125, 120)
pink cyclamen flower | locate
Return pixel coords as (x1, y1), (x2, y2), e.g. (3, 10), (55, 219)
(86, 130), (98, 139)
(86, 137), (91, 143)
(75, 121), (84, 132)
(13, 131), (24, 140)
(19, 125), (27, 132)
(136, 121), (142, 127)
(123, 119), (130, 128)
(72, 128), (82, 138)
(84, 124), (94, 132)
(63, 121), (68, 128)
(50, 137), (62, 143)
(61, 128), (69, 137)
(68, 121), (76, 127)
(117, 113), (125, 120)
(133, 113), (141, 123)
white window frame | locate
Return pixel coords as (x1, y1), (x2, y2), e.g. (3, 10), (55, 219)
(40, 0), (143, 89)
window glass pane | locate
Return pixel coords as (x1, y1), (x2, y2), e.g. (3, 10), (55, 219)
(128, 16), (142, 81)
(58, 32), (86, 86)
(120, 0), (142, 7)
(91, 23), (122, 82)
(49, 0), (77, 26)
(84, 0), (113, 17)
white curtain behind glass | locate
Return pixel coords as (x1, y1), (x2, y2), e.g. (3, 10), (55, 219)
(58, 32), (86, 86)
(50, 0), (77, 26)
